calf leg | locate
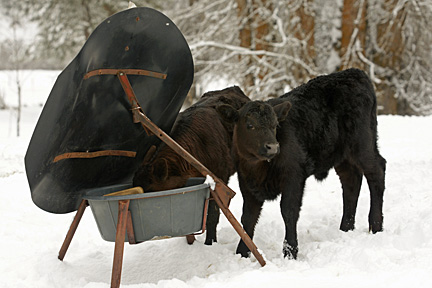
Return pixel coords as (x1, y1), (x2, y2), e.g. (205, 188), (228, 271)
(236, 192), (264, 258)
(362, 154), (386, 233)
(335, 160), (363, 232)
(205, 200), (220, 245)
(280, 180), (305, 259)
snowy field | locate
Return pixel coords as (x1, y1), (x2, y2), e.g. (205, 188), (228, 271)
(1, 71), (432, 287)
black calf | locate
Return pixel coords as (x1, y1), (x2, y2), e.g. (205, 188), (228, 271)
(217, 69), (386, 259)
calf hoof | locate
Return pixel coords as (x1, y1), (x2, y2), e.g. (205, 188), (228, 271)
(340, 222), (355, 232)
(369, 214), (383, 233)
(369, 221), (383, 234)
(283, 241), (298, 260)
(204, 238), (217, 245)
(340, 216), (355, 232)
(204, 231), (217, 245)
(236, 241), (251, 258)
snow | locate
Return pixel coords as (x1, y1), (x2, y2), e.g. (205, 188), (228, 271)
(0, 70), (60, 108)
(1, 71), (432, 287)
(204, 175), (216, 190)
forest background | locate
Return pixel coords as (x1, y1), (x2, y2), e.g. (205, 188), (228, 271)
(1, 0), (431, 115)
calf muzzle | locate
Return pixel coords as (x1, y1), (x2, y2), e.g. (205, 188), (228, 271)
(259, 142), (280, 160)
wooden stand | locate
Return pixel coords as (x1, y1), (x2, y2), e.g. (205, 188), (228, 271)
(58, 200), (88, 261)
(58, 69), (266, 288)
(58, 197), (204, 288)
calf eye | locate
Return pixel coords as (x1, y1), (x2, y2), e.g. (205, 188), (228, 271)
(247, 123), (255, 130)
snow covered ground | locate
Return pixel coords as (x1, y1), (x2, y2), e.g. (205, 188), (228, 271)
(1, 71), (432, 287)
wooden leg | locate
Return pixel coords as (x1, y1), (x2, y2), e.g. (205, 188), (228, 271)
(185, 197), (209, 245)
(126, 210), (136, 245)
(111, 200), (130, 288)
(211, 187), (266, 267)
(186, 235), (195, 245)
(58, 200), (88, 261)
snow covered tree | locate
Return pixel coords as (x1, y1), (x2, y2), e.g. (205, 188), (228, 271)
(172, 0), (318, 101)
(9, 0), (127, 66)
(366, 0), (432, 115)
(337, 0), (432, 114)
(2, 0), (431, 114)
(174, 0), (431, 115)
(0, 2), (33, 136)
(313, 0), (341, 73)
(340, 0), (367, 70)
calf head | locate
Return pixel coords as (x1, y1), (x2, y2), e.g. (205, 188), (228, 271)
(217, 100), (291, 162)
(133, 146), (192, 192)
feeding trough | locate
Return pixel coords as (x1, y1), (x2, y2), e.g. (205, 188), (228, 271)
(25, 6), (266, 288)
(85, 178), (210, 243)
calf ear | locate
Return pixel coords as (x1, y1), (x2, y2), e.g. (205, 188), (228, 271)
(216, 104), (239, 123)
(153, 158), (169, 182)
(143, 145), (157, 163)
(273, 101), (291, 122)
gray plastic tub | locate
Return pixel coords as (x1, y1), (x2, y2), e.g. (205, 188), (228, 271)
(84, 178), (210, 242)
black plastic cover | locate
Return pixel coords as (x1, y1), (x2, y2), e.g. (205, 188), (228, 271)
(24, 7), (194, 213)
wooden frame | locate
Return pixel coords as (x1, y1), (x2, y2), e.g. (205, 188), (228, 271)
(58, 197), (208, 288)
(57, 69), (266, 288)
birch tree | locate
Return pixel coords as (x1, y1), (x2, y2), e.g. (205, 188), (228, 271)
(0, 2), (32, 136)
